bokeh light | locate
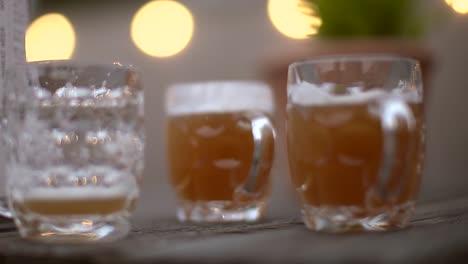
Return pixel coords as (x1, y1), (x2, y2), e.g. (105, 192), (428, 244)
(25, 13), (75, 62)
(131, 0), (194, 57)
(268, 0), (321, 39)
(446, 0), (468, 14)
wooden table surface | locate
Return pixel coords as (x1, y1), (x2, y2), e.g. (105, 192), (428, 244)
(0, 197), (467, 264)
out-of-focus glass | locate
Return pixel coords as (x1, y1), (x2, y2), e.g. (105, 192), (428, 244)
(165, 81), (276, 222)
(2, 61), (144, 242)
(287, 55), (425, 232)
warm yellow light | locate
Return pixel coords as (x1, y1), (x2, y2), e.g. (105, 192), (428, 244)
(268, 0), (321, 39)
(25, 13), (75, 62)
(449, 0), (468, 14)
(131, 0), (194, 57)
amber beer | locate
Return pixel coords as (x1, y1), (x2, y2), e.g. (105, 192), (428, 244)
(166, 82), (275, 221)
(287, 85), (424, 215)
(13, 188), (136, 216)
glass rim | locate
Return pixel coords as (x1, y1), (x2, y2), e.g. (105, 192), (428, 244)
(289, 54), (420, 70)
(26, 60), (137, 72)
(20, 60), (142, 94)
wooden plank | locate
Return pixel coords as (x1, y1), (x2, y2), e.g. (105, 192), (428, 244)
(0, 197), (467, 264)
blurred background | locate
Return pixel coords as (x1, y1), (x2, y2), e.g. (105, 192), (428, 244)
(26, 0), (468, 220)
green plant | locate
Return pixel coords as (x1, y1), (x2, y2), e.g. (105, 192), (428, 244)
(303, 0), (425, 38)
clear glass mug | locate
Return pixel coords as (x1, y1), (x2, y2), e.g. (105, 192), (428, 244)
(165, 81), (276, 222)
(1, 61), (144, 242)
(287, 55), (425, 232)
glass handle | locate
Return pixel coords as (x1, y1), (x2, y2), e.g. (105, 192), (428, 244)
(374, 96), (416, 201)
(0, 199), (11, 218)
(0, 112), (12, 219)
(0, 114), (11, 218)
(243, 114), (276, 194)
(0, 67), (23, 219)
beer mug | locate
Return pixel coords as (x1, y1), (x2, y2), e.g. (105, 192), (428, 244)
(2, 61), (144, 241)
(165, 81), (276, 222)
(287, 56), (425, 232)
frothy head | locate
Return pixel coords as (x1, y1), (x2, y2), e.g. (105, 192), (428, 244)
(289, 82), (422, 106)
(23, 186), (130, 200)
(166, 81), (274, 116)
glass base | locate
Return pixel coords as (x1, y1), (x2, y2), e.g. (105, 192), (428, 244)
(177, 200), (266, 223)
(301, 201), (415, 232)
(14, 215), (130, 243)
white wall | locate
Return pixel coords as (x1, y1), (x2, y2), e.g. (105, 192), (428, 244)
(423, 13), (468, 202)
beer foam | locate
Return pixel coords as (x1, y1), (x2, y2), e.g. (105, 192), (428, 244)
(289, 82), (422, 106)
(166, 81), (274, 116)
(23, 187), (131, 201)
